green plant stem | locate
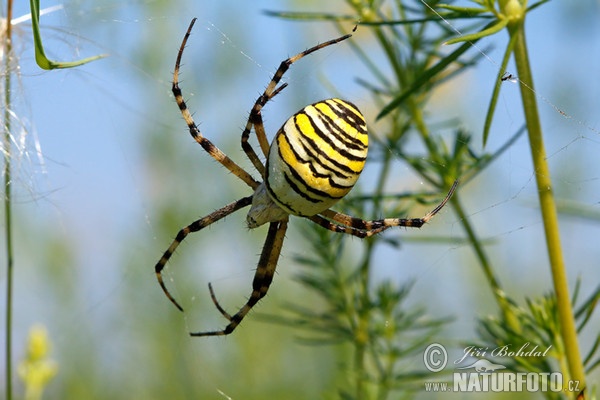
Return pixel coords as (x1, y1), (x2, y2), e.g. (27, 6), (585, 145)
(451, 194), (525, 333)
(353, 150), (393, 399)
(3, 2), (14, 400)
(511, 26), (586, 390)
(412, 79), (524, 333)
(355, 246), (370, 399)
(450, 195), (499, 292)
(29, 0), (106, 70)
(412, 99), (500, 286)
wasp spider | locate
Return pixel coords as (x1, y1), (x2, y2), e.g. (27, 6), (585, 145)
(155, 18), (458, 337)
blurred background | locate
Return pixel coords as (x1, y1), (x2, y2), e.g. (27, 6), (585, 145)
(1, 0), (599, 398)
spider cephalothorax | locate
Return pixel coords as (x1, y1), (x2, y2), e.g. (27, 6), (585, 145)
(155, 18), (457, 337)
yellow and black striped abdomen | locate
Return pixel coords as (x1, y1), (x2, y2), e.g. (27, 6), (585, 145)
(265, 98), (368, 216)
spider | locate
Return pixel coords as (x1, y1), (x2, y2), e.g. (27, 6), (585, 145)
(501, 72), (517, 82)
(155, 18), (458, 337)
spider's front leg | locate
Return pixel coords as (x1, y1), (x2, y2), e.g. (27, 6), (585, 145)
(191, 219), (288, 337)
(172, 18), (260, 190)
(240, 30), (354, 176)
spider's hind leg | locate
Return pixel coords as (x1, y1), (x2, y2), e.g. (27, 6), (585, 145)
(191, 219), (288, 337)
(207, 282), (232, 320)
(307, 181), (458, 238)
(155, 196), (253, 312)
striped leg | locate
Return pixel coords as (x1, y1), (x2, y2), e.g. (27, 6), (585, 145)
(306, 213), (384, 238)
(240, 31), (354, 174)
(155, 196), (253, 312)
(307, 180), (458, 238)
(173, 18), (259, 190)
(191, 219), (288, 337)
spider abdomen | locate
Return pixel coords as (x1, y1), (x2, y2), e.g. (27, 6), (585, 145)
(265, 98), (368, 217)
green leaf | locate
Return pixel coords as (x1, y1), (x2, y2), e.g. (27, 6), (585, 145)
(444, 18), (508, 45)
(483, 32), (518, 146)
(437, 4), (490, 14)
(30, 0), (107, 70)
(377, 39), (473, 120)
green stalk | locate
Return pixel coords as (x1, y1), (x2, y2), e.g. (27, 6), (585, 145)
(450, 196), (500, 292)
(3, 1), (14, 399)
(511, 25), (586, 390)
(353, 150), (393, 399)
(411, 68), (523, 333)
(451, 195), (524, 332)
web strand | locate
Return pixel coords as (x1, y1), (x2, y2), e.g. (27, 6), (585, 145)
(418, 0), (598, 135)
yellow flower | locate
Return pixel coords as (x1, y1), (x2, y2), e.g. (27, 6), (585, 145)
(18, 325), (58, 400)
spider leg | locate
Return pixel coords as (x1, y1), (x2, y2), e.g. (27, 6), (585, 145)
(190, 218), (289, 337)
(238, 82), (289, 176)
(306, 214), (380, 238)
(240, 31), (354, 174)
(173, 18), (260, 190)
(155, 195), (253, 311)
(207, 282), (232, 320)
(307, 181), (458, 238)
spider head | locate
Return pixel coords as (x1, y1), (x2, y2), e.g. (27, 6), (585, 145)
(247, 182), (289, 228)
